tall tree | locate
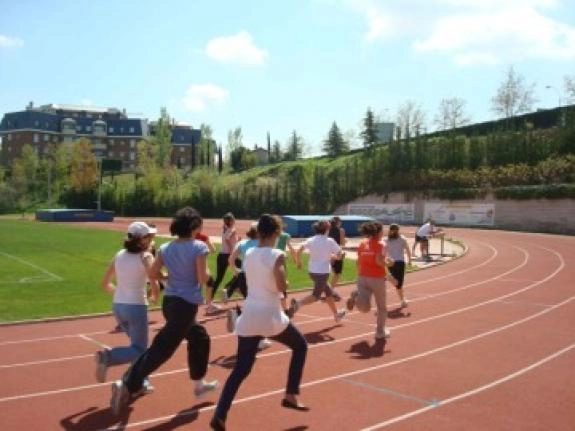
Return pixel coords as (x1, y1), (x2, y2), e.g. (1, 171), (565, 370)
(270, 140), (282, 163)
(198, 123), (214, 168)
(491, 66), (536, 120)
(434, 97), (471, 131)
(69, 138), (98, 192)
(360, 107), (378, 151)
(322, 121), (349, 157)
(396, 100), (426, 140)
(564, 74), (575, 103)
(284, 130), (303, 161)
(155, 107), (173, 167)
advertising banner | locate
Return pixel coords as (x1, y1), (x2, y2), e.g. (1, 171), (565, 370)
(424, 202), (495, 226)
(348, 203), (415, 224)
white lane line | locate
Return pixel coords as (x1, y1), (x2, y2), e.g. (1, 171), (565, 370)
(0, 244), (557, 373)
(0, 354), (94, 369)
(100, 295), (575, 430)
(361, 343), (575, 430)
(0, 251), (63, 282)
(341, 378), (440, 407)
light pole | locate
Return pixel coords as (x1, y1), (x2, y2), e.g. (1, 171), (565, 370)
(96, 157), (102, 211)
(546, 85), (564, 126)
(545, 85), (562, 107)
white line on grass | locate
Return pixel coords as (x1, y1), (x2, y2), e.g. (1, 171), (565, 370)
(0, 251), (63, 283)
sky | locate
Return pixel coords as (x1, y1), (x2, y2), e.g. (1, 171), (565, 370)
(1, 0), (574, 156)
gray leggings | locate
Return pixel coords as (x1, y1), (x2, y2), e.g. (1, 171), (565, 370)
(356, 275), (387, 337)
(309, 273), (336, 298)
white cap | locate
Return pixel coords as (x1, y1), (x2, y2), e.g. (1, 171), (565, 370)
(127, 221), (157, 237)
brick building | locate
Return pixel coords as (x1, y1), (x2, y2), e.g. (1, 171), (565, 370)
(0, 102), (201, 171)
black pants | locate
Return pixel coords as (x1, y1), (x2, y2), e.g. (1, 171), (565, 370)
(225, 272), (248, 299)
(123, 295), (210, 393)
(212, 253), (231, 293)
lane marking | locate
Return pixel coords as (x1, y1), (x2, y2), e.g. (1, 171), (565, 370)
(341, 378), (440, 407)
(0, 251), (63, 283)
(361, 343), (575, 430)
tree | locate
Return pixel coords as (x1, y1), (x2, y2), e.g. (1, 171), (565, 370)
(198, 123), (214, 168)
(154, 107), (173, 167)
(270, 140), (282, 163)
(322, 121), (349, 157)
(284, 130), (303, 161)
(434, 97), (471, 131)
(396, 100), (426, 139)
(227, 127), (243, 156)
(565, 74), (575, 103)
(69, 138), (98, 192)
(360, 107), (378, 150)
(491, 66), (536, 120)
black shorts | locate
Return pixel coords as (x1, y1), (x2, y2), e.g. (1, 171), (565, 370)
(331, 259), (344, 274)
(388, 261), (406, 288)
(415, 235), (428, 243)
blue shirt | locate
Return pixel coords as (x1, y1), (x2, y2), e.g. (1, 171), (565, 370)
(159, 239), (208, 304)
(238, 238), (259, 272)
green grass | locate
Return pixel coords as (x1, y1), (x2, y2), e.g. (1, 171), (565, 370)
(0, 219), (356, 322)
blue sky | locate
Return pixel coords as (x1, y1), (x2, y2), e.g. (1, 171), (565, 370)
(1, 0), (574, 156)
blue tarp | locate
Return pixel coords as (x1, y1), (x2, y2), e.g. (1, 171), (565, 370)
(281, 215), (374, 237)
(35, 209), (114, 222)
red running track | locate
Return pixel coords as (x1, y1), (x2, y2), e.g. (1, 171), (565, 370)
(0, 227), (574, 430)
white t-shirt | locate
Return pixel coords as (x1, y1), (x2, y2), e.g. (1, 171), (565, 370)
(112, 249), (151, 305)
(385, 235), (408, 262)
(235, 247), (289, 337)
(416, 222), (433, 238)
(302, 234), (341, 274)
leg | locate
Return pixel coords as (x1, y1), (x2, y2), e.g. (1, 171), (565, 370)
(272, 323), (308, 399)
(354, 276), (373, 313)
(122, 296), (196, 393)
(214, 336), (260, 422)
(107, 303), (149, 366)
(210, 253), (230, 302)
(372, 278), (389, 338)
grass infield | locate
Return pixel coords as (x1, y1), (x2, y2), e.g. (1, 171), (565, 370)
(0, 218), (356, 322)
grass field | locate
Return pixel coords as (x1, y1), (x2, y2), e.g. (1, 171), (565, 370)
(0, 218), (356, 322)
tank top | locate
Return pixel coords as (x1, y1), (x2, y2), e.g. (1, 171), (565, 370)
(113, 249), (150, 305)
(357, 238), (387, 277)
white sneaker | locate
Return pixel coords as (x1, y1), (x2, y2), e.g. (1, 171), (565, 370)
(205, 303), (222, 315)
(258, 338), (272, 350)
(110, 380), (129, 416)
(334, 310), (346, 323)
(95, 350), (109, 383)
(401, 299), (409, 308)
(226, 308), (238, 333)
(376, 327), (391, 339)
(194, 380), (219, 398)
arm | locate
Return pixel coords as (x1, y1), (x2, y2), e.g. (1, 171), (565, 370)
(273, 254), (289, 293)
(205, 237), (216, 254)
(340, 227), (347, 247)
(286, 238), (297, 262)
(228, 243), (241, 274)
(295, 244), (305, 269)
(375, 244), (387, 268)
(403, 238), (412, 265)
(196, 253), (210, 285)
(100, 261), (116, 294)
(142, 252), (159, 305)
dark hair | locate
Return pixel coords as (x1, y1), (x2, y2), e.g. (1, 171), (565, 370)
(123, 237), (147, 253)
(223, 212), (235, 228)
(170, 207), (203, 238)
(359, 221), (383, 238)
(313, 220), (329, 234)
(388, 223), (400, 239)
(257, 213), (281, 239)
(246, 225), (258, 239)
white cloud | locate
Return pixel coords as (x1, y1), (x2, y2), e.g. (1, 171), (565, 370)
(205, 31), (268, 66)
(0, 35), (24, 48)
(182, 83), (229, 112)
(80, 99), (94, 106)
(344, 0), (575, 64)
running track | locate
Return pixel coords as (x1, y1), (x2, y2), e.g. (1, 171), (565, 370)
(0, 225), (574, 430)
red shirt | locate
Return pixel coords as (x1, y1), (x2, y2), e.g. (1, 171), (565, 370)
(195, 232), (209, 243)
(357, 238), (387, 277)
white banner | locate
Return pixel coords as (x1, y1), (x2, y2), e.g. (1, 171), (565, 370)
(348, 203), (415, 223)
(424, 202), (495, 226)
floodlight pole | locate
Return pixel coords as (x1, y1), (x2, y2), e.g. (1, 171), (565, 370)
(97, 157), (102, 211)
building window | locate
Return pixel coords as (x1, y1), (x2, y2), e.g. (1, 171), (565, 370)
(130, 151), (135, 160)
(109, 126), (115, 133)
(108, 151), (113, 157)
(129, 127), (134, 133)
(33, 133), (39, 143)
(180, 147), (185, 153)
(130, 139), (136, 147)
(120, 151), (125, 158)
(86, 126), (92, 132)
(76, 126), (82, 132)
(34, 120), (39, 127)
(44, 134), (50, 142)
(7, 134), (11, 141)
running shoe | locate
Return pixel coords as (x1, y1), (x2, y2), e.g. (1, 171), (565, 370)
(194, 380), (220, 398)
(95, 349), (109, 383)
(334, 310), (346, 323)
(110, 380), (130, 416)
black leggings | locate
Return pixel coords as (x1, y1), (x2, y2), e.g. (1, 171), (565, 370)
(123, 296), (210, 393)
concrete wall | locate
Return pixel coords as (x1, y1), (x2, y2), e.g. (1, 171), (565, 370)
(338, 193), (575, 234)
